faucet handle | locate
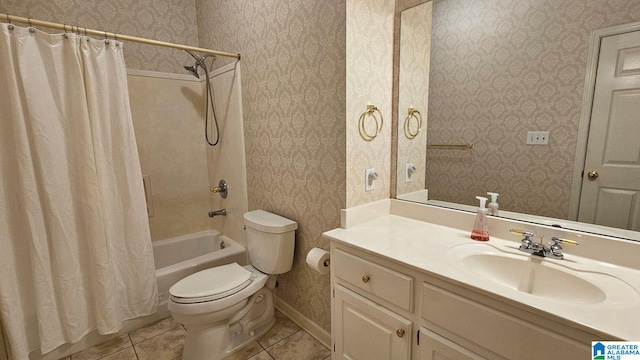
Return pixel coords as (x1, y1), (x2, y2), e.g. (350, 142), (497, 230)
(551, 237), (579, 246)
(548, 237), (578, 259)
(510, 229), (534, 238)
(511, 229), (535, 252)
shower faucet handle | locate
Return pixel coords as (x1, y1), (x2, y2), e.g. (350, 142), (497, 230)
(210, 179), (228, 198)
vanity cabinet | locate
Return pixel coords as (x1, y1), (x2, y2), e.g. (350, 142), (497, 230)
(334, 285), (412, 360)
(332, 247), (414, 360)
(417, 328), (485, 360)
(330, 241), (595, 360)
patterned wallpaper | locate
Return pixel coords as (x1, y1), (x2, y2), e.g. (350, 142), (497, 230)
(396, 2), (431, 197)
(195, 0), (346, 332)
(346, 0), (395, 208)
(426, 0), (640, 219)
(0, 0), (199, 73)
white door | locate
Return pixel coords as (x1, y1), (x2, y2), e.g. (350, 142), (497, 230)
(333, 285), (412, 360)
(578, 31), (640, 231)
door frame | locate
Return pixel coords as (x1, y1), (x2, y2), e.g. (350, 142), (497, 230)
(568, 21), (640, 220)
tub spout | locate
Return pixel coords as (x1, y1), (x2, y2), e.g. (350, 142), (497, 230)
(208, 209), (227, 217)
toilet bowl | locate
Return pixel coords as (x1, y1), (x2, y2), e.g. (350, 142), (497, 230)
(168, 210), (297, 360)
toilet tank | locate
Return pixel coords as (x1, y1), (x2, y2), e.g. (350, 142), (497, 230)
(243, 210), (297, 274)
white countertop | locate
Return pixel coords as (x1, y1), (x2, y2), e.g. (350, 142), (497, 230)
(324, 214), (640, 340)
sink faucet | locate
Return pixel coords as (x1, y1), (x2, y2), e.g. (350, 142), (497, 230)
(209, 209), (227, 217)
(510, 229), (578, 260)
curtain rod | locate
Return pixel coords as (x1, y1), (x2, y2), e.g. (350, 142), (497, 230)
(1, 13), (241, 60)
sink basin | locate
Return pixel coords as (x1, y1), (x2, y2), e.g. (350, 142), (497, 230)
(461, 252), (605, 304)
(447, 243), (636, 305)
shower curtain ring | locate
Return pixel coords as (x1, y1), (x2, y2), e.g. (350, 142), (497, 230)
(28, 18), (35, 33)
(104, 31), (110, 45)
(63, 24), (68, 38)
(6, 14), (14, 30)
(115, 33), (119, 46)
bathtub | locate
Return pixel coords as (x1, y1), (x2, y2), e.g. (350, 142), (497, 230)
(153, 229), (247, 316)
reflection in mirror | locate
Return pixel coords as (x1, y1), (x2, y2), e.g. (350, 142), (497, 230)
(397, 2), (432, 202)
(394, 0), (640, 241)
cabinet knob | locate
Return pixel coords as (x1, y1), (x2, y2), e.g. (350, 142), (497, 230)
(396, 329), (405, 338)
(362, 275), (370, 283)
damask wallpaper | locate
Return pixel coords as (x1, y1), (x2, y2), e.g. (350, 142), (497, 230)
(0, 0), (199, 73)
(426, 0), (640, 219)
(195, 0), (347, 332)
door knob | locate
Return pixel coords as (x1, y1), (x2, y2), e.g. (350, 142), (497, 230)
(396, 329), (405, 338)
(587, 171), (599, 180)
(361, 275), (370, 283)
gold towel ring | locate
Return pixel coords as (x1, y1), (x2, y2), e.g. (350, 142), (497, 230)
(358, 104), (384, 141)
(404, 107), (422, 139)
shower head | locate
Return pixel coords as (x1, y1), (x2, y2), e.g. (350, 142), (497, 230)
(183, 50), (216, 79)
(183, 50), (204, 79)
(183, 64), (200, 79)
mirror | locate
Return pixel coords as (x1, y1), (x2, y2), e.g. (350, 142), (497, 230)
(394, 0), (640, 241)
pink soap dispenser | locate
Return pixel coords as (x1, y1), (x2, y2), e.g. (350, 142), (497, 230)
(471, 196), (490, 241)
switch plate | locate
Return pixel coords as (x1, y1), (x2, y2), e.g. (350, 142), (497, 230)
(365, 168), (377, 191)
(527, 131), (549, 145)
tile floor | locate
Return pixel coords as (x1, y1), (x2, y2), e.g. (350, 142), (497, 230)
(61, 311), (331, 360)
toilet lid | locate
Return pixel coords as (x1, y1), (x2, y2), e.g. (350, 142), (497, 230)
(169, 263), (253, 304)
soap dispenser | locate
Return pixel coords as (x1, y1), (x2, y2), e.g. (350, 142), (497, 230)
(487, 192), (499, 216)
(471, 196), (490, 241)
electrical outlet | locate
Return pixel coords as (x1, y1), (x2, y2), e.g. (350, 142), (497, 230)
(405, 163), (416, 183)
(526, 131), (549, 145)
(365, 168), (378, 191)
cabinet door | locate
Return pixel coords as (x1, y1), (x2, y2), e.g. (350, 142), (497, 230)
(418, 328), (486, 360)
(334, 284), (412, 360)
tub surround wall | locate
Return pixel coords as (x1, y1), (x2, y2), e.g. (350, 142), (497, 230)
(128, 71), (212, 241)
(426, 0), (640, 218)
(195, 0), (347, 333)
(206, 63), (250, 251)
(0, 0), (199, 74)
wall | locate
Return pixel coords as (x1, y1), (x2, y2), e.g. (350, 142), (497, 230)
(426, 0), (640, 219)
(195, 0), (347, 332)
(128, 71), (212, 241)
(345, 0), (395, 208)
(0, 0), (198, 73)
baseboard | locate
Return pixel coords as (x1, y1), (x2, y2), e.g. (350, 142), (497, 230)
(273, 296), (331, 349)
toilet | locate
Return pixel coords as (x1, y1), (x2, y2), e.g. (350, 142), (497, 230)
(168, 210), (297, 360)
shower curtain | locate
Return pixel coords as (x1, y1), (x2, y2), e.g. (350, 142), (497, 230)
(0, 25), (157, 359)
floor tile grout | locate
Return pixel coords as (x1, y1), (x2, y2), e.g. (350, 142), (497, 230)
(67, 312), (328, 360)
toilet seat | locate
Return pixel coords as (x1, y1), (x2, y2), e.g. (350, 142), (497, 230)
(170, 263), (253, 304)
